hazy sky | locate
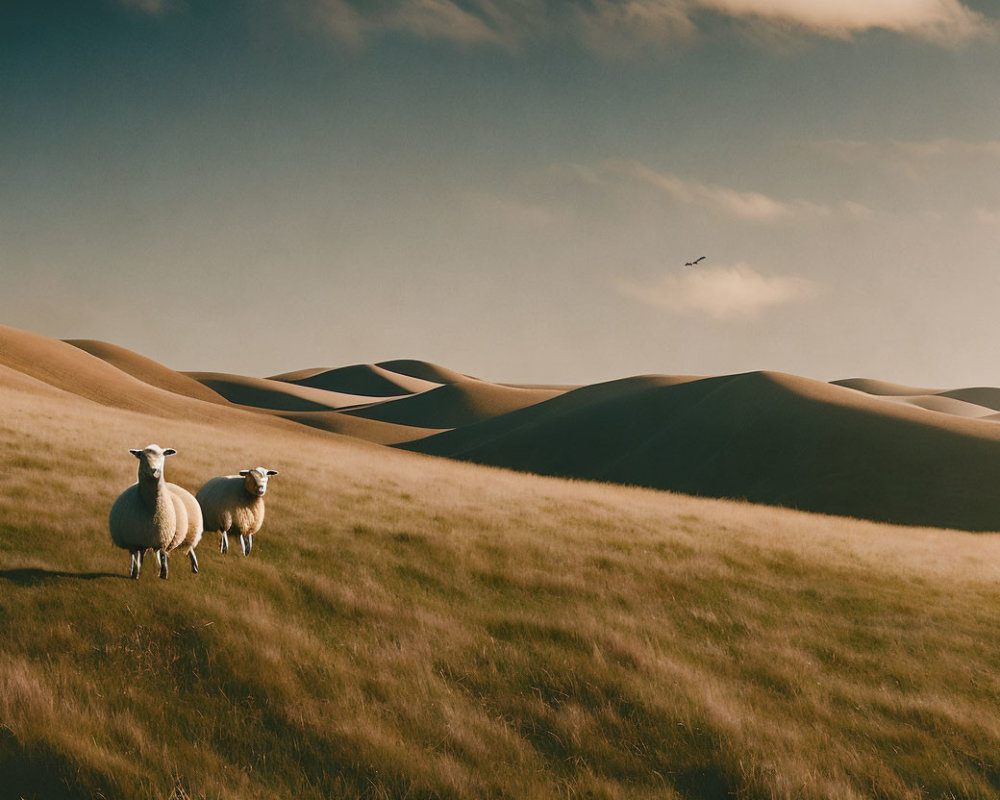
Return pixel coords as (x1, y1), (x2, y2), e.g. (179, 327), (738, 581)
(5, 0), (1000, 386)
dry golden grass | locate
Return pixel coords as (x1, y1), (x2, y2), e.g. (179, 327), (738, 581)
(3, 374), (1000, 799)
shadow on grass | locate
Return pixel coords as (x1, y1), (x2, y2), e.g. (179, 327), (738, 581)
(0, 568), (127, 586)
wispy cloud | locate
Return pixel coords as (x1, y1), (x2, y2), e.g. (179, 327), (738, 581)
(385, 0), (512, 48)
(288, 0), (995, 52)
(302, 0), (541, 50)
(618, 262), (816, 320)
(116, 0), (181, 14)
(698, 0), (995, 45)
(603, 158), (828, 221)
(573, 0), (698, 59)
(535, 159), (829, 223)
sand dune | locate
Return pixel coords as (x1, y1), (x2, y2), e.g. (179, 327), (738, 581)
(0, 326), (327, 436)
(185, 372), (387, 413)
(405, 374), (704, 458)
(269, 363), (439, 397)
(835, 378), (1000, 420)
(270, 410), (442, 446)
(346, 381), (564, 429)
(406, 370), (1000, 531)
(0, 325), (221, 419)
(375, 359), (472, 384)
(877, 394), (997, 419)
(833, 378), (942, 396)
(66, 339), (228, 405)
(938, 387), (1000, 412)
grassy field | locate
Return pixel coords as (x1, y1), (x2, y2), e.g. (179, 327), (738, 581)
(3, 379), (1000, 799)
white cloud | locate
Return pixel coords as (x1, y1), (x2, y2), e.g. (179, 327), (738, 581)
(295, 0), (995, 52)
(696, 0), (994, 44)
(618, 262), (815, 319)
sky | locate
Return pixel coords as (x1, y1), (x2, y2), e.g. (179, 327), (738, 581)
(4, 0), (1000, 386)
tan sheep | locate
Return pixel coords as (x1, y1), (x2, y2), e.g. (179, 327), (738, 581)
(196, 467), (279, 557)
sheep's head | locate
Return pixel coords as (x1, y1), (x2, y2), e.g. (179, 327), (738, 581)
(130, 444), (176, 482)
(240, 467), (278, 497)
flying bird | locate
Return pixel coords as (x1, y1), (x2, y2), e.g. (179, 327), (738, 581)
(684, 256), (706, 267)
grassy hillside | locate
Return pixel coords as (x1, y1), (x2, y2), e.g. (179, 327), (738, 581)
(4, 366), (1000, 799)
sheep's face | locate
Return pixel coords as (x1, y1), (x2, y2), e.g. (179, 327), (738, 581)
(130, 445), (176, 481)
(240, 467), (278, 498)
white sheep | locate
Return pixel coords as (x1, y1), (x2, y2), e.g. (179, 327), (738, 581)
(196, 467), (279, 557)
(165, 483), (204, 574)
(109, 444), (193, 579)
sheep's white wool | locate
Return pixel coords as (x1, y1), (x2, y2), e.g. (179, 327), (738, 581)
(197, 467), (279, 557)
(110, 444), (200, 579)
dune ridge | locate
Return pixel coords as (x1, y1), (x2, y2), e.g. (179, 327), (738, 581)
(375, 359), (472, 384)
(346, 381), (564, 429)
(269, 363), (440, 397)
(185, 372), (396, 413)
(66, 339), (228, 405)
(270, 409), (443, 446)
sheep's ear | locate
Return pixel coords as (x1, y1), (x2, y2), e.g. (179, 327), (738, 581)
(129, 449), (142, 458)
(163, 449), (177, 457)
(239, 470), (250, 477)
(266, 470), (279, 476)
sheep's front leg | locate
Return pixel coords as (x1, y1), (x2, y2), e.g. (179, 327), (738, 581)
(189, 549), (199, 574)
(220, 530), (229, 555)
(242, 533), (253, 557)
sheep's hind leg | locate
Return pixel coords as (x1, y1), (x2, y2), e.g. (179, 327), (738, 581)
(220, 531), (229, 555)
(189, 549), (199, 574)
(130, 550), (141, 580)
(159, 550), (169, 580)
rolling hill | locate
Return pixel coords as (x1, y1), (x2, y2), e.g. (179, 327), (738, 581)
(4, 326), (1000, 798)
(405, 370), (1000, 531)
(269, 363), (440, 397)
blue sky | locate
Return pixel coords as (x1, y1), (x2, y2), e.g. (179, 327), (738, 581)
(4, 0), (1000, 385)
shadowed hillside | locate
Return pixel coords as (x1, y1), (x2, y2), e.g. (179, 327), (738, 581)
(405, 370), (1000, 531)
(346, 381), (563, 429)
(185, 372), (383, 413)
(271, 409), (443, 446)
